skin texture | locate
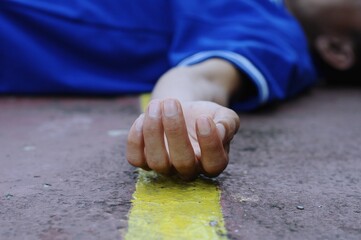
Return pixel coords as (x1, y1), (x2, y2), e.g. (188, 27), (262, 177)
(127, 59), (241, 179)
(127, 0), (361, 179)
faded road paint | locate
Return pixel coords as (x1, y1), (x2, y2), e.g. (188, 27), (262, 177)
(125, 171), (227, 240)
(124, 94), (228, 239)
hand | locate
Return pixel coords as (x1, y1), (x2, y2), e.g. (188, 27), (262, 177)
(126, 98), (240, 180)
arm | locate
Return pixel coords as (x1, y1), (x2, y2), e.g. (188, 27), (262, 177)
(127, 59), (241, 179)
(152, 58), (241, 105)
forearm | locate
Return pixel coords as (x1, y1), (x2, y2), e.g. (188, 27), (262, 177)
(151, 59), (242, 106)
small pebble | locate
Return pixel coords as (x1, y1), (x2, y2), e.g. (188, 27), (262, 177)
(107, 129), (128, 137)
(43, 183), (52, 188)
(23, 146), (36, 151)
(209, 220), (218, 227)
(5, 194), (14, 199)
(297, 205), (304, 210)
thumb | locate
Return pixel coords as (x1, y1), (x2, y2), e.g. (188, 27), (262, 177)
(213, 108), (240, 142)
(216, 123), (226, 142)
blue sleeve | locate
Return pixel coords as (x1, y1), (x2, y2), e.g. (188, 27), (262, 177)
(168, 0), (318, 111)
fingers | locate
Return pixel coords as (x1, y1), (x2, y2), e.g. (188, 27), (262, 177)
(126, 114), (149, 169)
(127, 99), (238, 179)
(196, 116), (228, 177)
(213, 108), (240, 144)
(162, 99), (196, 179)
(143, 99), (172, 175)
(127, 99), (197, 179)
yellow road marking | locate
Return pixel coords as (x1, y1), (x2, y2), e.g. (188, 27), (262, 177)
(140, 93), (152, 112)
(124, 94), (228, 240)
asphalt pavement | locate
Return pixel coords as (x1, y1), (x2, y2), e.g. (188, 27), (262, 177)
(0, 86), (360, 240)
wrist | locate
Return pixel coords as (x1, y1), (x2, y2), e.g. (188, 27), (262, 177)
(152, 59), (242, 106)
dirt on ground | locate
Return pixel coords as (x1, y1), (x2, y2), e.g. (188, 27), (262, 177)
(0, 86), (360, 240)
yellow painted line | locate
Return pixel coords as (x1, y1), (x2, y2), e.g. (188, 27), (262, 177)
(124, 94), (228, 240)
(139, 93), (152, 112)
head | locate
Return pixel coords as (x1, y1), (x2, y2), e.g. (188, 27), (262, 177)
(286, 0), (361, 84)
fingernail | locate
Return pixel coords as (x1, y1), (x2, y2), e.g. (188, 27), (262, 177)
(216, 123), (226, 140)
(148, 100), (160, 118)
(197, 116), (211, 136)
(163, 99), (178, 117)
(135, 114), (144, 132)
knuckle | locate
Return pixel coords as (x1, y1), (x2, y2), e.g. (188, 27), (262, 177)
(203, 166), (223, 177)
(143, 123), (160, 134)
(126, 152), (142, 167)
(163, 121), (183, 136)
(127, 137), (141, 148)
(172, 159), (196, 175)
(173, 161), (194, 172)
(201, 137), (219, 149)
(149, 164), (170, 175)
(202, 155), (228, 176)
(147, 157), (170, 174)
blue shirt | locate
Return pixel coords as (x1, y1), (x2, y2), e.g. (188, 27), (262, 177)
(0, 0), (317, 110)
